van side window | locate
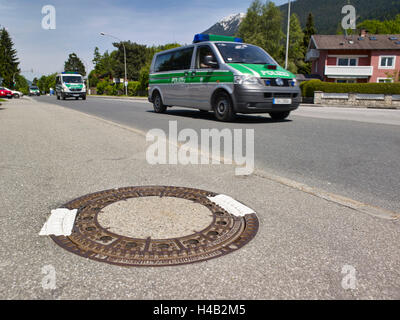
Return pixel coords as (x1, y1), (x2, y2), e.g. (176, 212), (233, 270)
(171, 47), (194, 71)
(154, 52), (173, 72)
(196, 46), (217, 69)
(154, 47), (194, 72)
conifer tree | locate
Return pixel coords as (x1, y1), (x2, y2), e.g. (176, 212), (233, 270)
(0, 28), (20, 88)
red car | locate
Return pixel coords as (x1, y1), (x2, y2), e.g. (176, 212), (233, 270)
(0, 87), (13, 99)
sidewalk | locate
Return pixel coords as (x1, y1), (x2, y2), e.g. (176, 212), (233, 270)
(0, 98), (399, 299)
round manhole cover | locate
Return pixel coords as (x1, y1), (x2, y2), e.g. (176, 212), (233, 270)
(50, 186), (259, 267)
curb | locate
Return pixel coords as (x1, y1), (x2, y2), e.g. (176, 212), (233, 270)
(89, 95), (148, 101)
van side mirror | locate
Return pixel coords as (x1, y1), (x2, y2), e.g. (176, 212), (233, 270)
(204, 55), (218, 68)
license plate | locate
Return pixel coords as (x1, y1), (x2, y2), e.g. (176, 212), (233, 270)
(73, 94), (80, 97)
(273, 98), (292, 105)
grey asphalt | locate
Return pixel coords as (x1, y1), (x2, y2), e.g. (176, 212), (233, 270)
(0, 97), (399, 300)
(36, 95), (400, 213)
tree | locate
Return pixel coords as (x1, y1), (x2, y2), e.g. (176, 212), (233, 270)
(287, 14), (306, 74)
(113, 41), (147, 81)
(0, 28), (19, 88)
(92, 47), (102, 68)
(303, 13), (316, 51)
(238, 1), (284, 64)
(64, 53), (86, 76)
(358, 14), (400, 34)
(15, 74), (29, 95)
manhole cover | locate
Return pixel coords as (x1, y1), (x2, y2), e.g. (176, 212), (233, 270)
(50, 186), (259, 267)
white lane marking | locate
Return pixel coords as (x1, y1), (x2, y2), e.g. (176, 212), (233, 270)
(207, 194), (256, 217)
(39, 208), (78, 236)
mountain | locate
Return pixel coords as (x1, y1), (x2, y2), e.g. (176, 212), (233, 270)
(203, 13), (246, 36)
(280, 0), (400, 34)
(202, 0), (400, 36)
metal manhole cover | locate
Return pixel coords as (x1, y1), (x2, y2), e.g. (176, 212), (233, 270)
(50, 186), (259, 267)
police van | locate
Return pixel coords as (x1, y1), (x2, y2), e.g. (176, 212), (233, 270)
(148, 34), (301, 121)
(55, 72), (86, 100)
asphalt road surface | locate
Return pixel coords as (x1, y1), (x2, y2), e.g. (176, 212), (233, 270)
(36, 95), (400, 213)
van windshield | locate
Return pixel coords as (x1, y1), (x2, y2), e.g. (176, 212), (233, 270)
(63, 76), (83, 84)
(215, 43), (276, 65)
(30, 86), (39, 90)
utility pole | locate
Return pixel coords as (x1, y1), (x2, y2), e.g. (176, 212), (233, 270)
(285, 0), (291, 70)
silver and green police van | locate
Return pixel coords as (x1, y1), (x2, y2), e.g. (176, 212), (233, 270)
(148, 34), (301, 121)
(55, 72), (86, 100)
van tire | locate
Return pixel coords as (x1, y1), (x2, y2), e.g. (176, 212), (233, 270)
(57, 94), (60, 100)
(269, 111), (290, 121)
(214, 92), (235, 122)
(153, 92), (167, 113)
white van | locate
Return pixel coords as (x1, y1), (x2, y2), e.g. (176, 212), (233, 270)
(148, 34), (301, 121)
(55, 72), (86, 100)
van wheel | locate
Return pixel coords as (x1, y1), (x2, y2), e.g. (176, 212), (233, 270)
(57, 94), (60, 100)
(269, 111), (290, 121)
(214, 92), (235, 122)
(153, 92), (167, 113)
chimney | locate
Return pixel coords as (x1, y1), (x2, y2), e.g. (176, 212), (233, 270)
(360, 29), (368, 38)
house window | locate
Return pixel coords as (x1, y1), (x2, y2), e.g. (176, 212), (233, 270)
(379, 56), (396, 69)
(377, 78), (393, 83)
(336, 79), (356, 83)
(337, 58), (357, 66)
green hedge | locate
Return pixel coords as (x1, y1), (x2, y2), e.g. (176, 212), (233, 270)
(300, 80), (400, 97)
(96, 80), (144, 96)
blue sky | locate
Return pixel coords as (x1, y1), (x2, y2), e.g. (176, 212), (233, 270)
(0, 0), (287, 80)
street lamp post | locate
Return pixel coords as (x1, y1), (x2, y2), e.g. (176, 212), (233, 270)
(100, 32), (128, 96)
(285, 0), (291, 70)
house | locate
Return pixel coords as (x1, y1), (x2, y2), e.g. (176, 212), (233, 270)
(306, 30), (400, 83)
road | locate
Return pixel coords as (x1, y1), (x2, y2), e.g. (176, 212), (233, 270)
(1, 97), (400, 299)
(36, 96), (400, 213)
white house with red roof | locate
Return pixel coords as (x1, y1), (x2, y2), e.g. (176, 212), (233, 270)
(306, 30), (400, 83)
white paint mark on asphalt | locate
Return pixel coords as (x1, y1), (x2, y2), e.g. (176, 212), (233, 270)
(39, 208), (78, 236)
(207, 194), (255, 217)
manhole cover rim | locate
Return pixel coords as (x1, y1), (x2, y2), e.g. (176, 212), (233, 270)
(50, 186), (259, 267)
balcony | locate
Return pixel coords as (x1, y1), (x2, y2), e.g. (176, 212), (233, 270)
(325, 65), (373, 77)
(305, 49), (319, 61)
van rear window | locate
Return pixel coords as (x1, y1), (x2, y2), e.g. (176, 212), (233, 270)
(154, 47), (194, 72)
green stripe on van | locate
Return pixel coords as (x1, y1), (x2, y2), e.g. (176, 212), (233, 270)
(149, 71), (234, 84)
(228, 63), (295, 79)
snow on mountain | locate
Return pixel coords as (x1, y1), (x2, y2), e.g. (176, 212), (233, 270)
(203, 13), (246, 36)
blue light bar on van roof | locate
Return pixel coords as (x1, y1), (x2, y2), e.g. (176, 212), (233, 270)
(193, 34), (243, 43)
(62, 72), (79, 74)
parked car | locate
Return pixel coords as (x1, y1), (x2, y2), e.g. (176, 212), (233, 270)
(4, 87), (23, 98)
(0, 87), (13, 99)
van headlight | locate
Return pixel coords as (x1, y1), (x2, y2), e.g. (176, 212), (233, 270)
(234, 75), (260, 85)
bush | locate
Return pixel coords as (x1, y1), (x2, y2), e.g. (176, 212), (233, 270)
(96, 80), (109, 95)
(127, 81), (140, 96)
(104, 84), (118, 96)
(301, 80), (400, 97)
